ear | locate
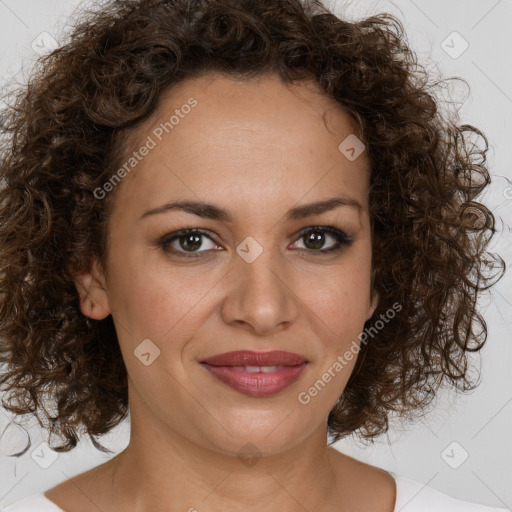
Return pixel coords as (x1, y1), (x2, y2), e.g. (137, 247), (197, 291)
(366, 264), (379, 321)
(73, 257), (111, 320)
(367, 290), (379, 321)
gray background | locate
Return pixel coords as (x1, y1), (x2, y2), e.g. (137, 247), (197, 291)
(0, 0), (511, 509)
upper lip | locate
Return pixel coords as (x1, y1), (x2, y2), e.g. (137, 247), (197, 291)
(201, 350), (308, 367)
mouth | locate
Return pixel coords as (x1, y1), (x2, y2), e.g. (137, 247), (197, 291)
(200, 350), (309, 397)
(201, 350), (308, 367)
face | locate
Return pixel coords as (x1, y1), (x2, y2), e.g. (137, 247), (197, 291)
(76, 72), (377, 458)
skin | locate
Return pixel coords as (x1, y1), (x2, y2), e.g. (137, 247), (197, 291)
(45, 72), (396, 511)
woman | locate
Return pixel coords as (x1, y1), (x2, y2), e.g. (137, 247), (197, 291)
(0, 0), (507, 510)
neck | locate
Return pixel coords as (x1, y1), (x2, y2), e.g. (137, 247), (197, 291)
(102, 412), (348, 511)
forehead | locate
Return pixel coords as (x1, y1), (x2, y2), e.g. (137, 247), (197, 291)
(111, 72), (370, 220)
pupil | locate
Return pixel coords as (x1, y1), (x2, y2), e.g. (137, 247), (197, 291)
(306, 231), (324, 250)
(181, 233), (202, 251)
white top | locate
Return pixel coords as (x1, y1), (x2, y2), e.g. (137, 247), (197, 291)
(1, 473), (509, 511)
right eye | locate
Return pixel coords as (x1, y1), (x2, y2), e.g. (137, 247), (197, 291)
(157, 228), (222, 258)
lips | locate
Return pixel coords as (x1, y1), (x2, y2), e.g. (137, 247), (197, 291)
(201, 350), (308, 367)
(200, 350), (309, 397)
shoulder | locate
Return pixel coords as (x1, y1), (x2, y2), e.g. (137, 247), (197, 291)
(1, 493), (64, 512)
(392, 473), (509, 512)
(4, 460), (119, 512)
(328, 448), (397, 510)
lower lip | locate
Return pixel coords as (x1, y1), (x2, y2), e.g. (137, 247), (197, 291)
(201, 363), (308, 397)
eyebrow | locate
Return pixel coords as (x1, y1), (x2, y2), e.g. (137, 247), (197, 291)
(138, 196), (363, 223)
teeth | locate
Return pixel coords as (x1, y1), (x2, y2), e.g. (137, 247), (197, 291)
(244, 366), (261, 373)
(231, 365), (279, 373)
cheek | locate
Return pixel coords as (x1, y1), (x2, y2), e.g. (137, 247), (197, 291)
(304, 287), (367, 373)
(300, 254), (372, 336)
(106, 248), (222, 350)
(296, 263), (370, 407)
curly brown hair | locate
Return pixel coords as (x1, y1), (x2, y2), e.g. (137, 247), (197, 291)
(0, 0), (505, 455)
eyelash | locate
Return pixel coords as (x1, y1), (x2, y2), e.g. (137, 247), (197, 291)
(156, 226), (353, 259)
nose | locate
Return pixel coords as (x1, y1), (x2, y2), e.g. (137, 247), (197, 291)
(220, 245), (299, 336)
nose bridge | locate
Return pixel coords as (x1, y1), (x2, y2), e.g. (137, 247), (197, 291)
(239, 238), (282, 292)
(221, 235), (298, 334)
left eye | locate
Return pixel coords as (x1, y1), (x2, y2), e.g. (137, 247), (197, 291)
(157, 226), (352, 258)
(291, 226), (353, 253)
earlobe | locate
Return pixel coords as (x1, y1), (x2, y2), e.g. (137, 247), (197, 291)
(73, 258), (111, 320)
